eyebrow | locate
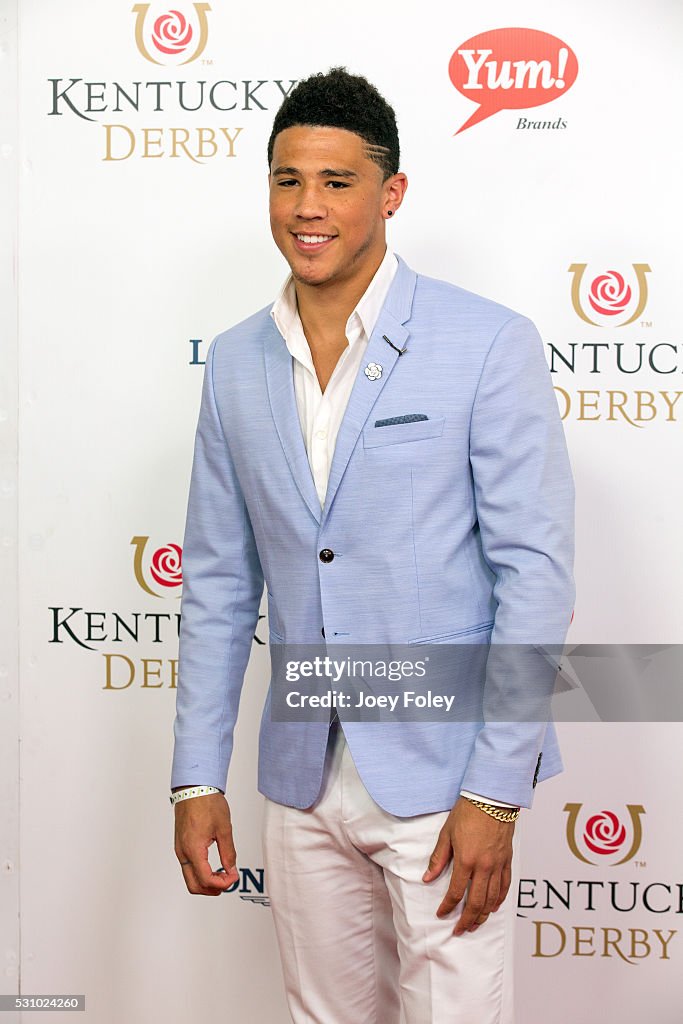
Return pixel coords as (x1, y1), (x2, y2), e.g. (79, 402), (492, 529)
(272, 166), (359, 179)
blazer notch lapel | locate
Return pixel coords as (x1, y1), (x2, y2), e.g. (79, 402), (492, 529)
(321, 310), (409, 523)
(263, 320), (322, 525)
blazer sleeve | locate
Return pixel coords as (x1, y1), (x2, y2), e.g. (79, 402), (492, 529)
(170, 336), (265, 792)
(459, 315), (575, 808)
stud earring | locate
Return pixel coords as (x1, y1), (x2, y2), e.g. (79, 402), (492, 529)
(387, 210), (394, 217)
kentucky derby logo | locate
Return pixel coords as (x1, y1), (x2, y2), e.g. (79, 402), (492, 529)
(132, 3), (211, 65)
(131, 536), (182, 597)
(569, 263), (651, 327)
(564, 803), (645, 866)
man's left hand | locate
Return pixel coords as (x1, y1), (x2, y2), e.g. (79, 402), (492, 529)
(422, 796), (516, 936)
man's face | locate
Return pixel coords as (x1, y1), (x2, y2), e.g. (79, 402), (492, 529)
(268, 125), (401, 290)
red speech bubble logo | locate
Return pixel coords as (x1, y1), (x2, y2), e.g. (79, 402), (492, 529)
(449, 27), (578, 134)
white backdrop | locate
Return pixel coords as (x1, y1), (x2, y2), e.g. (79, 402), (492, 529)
(2, 0), (683, 1020)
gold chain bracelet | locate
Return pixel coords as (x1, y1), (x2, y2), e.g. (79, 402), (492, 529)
(463, 796), (520, 823)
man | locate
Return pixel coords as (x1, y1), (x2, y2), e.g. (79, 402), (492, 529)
(171, 67), (574, 1023)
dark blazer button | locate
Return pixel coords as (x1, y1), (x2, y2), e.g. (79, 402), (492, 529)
(319, 549), (334, 563)
(321, 627), (326, 637)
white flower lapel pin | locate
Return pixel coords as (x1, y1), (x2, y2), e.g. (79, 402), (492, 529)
(364, 362), (383, 381)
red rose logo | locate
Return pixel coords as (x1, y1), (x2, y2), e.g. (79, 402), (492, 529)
(588, 271), (632, 317)
(150, 543), (183, 588)
(565, 802), (645, 865)
(151, 10), (193, 56)
(583, 810), (626, 856)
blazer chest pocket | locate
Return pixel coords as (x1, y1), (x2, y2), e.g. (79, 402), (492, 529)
(363, 416), (446, 448)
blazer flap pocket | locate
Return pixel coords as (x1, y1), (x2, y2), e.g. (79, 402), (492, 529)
(363, 416), (445, 448)
(408, 621), (494, 644)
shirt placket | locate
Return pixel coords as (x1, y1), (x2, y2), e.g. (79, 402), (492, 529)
(310, 341), (353, 505)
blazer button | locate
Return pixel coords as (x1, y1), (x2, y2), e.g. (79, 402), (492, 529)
(319, 549), (334, 563)
(321, 627), (325, 638)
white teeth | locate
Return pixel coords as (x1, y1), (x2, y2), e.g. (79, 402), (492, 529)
(296, 234), (333, 244)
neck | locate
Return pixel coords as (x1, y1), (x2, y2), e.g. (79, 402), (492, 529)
(294, 247), (387, 343)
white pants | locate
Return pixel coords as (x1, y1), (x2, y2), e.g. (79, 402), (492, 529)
(262, 723), (520, 1024)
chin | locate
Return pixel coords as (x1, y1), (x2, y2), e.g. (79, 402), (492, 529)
(290, 262), (336, 287)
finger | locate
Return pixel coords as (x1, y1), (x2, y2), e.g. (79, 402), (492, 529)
(179, 858), (228, 897)
(482, 868), (501, 917)
(464, 871), (500, 931)
(191, 849), (236, 892)
(469, 865), (510, 930)
(436, 862), (470, 918)
(493, 859), (512, 911)
(454, 872), (490, 935)
(423, 829), (453, 882)
(215, 829), (239, 887)
(176, 839), (236, 894)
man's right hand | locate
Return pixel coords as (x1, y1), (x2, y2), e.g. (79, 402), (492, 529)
(173, 791), (238, 896)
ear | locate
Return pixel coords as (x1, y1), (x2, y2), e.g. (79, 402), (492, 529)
(382, 172), (408, 220)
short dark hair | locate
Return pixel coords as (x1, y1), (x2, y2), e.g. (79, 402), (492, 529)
(267, 66), (400, 180)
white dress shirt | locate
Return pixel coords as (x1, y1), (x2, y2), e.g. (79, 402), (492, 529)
(270, 248), (515, 811)
(270, 247), (399, 508)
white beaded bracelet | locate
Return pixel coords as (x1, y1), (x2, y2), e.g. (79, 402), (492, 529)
(169, 785), (222, 806)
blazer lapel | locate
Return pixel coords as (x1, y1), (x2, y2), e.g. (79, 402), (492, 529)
(321, 256), (417, 524)
(263, 318), (323, 525)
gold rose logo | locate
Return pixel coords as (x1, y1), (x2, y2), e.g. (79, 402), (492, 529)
(131, 536), (183, 598)
(568, 263), (651, 326)
(564, 802), (645, 866)
(132, 3), (211, 65)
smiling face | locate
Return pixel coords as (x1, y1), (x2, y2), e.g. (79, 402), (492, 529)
(268, 125), (406, 293)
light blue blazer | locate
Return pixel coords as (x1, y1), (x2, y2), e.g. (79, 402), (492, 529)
(171, 255), (575, 814)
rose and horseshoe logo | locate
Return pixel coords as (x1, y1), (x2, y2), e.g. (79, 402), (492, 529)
(131, 535), (183, 598)
(564, 803), (645, 866)
(568, 263), (651, 327)
(132, 4), (211, 65)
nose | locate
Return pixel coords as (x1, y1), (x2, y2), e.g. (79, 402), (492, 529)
(294, 182), (327, 221)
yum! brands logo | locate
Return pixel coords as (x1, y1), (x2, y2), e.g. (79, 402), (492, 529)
(449, 28), (578, 134)
(131, 535), (183, 597)
(569, 263), (651, 327)
(132, 3), (211, 65)
(564, 803), (645, 867)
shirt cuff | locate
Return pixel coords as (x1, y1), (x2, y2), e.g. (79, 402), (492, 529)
(460, 789), (519, 809)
